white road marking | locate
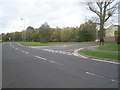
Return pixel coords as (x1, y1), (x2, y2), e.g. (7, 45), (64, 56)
(51, 50), (54, 52)
(22, 50), (25, 53)
(86, 71), (118, 83)
(21, 50), (29, 54)
(73, 53), (79, 56)
(17, 43), (23, 46)
(110, 79), (118, 83)
(79, 55), (88, 59)
(49, 60), (56, 63)
(15, 48), (19, 50)
(61, 52), (66, 54)
(25, 52), (29, 54)
(54, 51), (58, 53)
(43, 49), (74, 56)
(92, 58), (119, 64)
(48, 60), (63, 65)
(33, 55), (63, 65)
(86, 72), (95, 76)
(59, 51), (63, 53)
(34, 55), (47, 61)
(48, 49), (51, 51)
(74, 47), (120, 64)
(67, 53), (73, 55)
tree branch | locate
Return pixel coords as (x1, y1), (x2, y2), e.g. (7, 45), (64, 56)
(104, 15), (111, 22)
(88, 3), (100, 17)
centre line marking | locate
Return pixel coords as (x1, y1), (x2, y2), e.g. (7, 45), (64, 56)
(22, 50), (25, 53)
(34, 55), (47, 61)
(25, 52), (29, 54)
(48, 60), (63, 66)
(85, 71), (118, 83)
(49, 60), (56, 63)
(15, 48), (19, 50)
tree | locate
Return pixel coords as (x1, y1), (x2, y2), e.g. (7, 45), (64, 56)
(26, 26), (34, 42)
(50, 28), (61, 42)
(32, 30), (40, 42)
(39, 22), (50, 43)
(76, 20), (97, 42)
(87, 1), (118, 45)
(13, 32), (22, 41)
(60, 29), (70, 42)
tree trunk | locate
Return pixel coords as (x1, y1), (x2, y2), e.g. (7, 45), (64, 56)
(99, 6), (105, 46)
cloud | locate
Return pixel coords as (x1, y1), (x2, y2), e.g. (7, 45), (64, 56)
(0, 0), (118, 33)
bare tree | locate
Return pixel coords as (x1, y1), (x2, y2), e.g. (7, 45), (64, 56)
(87, 0), (118, 46)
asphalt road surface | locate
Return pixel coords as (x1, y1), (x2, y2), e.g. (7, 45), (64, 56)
(2, 43), (119, 88)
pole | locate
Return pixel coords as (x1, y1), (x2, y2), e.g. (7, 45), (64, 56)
(21, 18), (26, 42)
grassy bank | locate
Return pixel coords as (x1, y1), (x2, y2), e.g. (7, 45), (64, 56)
(80, 51), (119, 60)
(97, 45), (119, 51)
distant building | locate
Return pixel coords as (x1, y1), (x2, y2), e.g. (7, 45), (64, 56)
(105, 25), (119, 41)
(0, 34), (2, 42)
(105, 25), (119, 37)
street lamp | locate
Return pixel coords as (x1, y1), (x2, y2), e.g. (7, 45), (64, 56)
(20, 18), (26, 42)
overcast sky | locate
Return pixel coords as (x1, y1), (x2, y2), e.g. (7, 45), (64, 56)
(0, 0), (118, 34)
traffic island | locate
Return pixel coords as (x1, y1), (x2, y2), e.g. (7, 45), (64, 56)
(74, 45), (120, 64)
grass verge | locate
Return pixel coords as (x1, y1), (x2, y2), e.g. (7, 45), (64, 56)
(18, 42), (50, 46)
(80, 50), (119, 60)
(97, 45), (120, 51)
(16, 41), (96, 46)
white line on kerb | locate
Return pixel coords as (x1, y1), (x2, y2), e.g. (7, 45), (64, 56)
(74, 47), (120, 64)
(34, 55), (47, 61)
(92, 58), (119, 64)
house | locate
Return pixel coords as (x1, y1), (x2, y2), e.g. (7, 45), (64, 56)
(0, 34), (2, 42)
(105, 25), (119, 37)
(105, 25), (119, 41)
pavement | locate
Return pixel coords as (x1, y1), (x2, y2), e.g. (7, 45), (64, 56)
(2, 43), (119, 88)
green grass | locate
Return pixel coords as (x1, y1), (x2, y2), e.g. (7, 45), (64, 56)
(18, 42), (50, 46)
(48, 41), (95, 44)
(16, 41), (96, 46)
(97, 45), (120, 51)
(11, 41), (117, 46)
(80, 51), (119, 60)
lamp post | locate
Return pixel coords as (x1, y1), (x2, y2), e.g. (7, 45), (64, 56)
(20, 18), (26, 42)
(20, 26), (23, 42)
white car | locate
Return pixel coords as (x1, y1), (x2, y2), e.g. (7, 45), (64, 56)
(95, 39), (100, 42)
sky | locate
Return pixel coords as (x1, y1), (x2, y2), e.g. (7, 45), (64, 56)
(0, 0), (119, 34)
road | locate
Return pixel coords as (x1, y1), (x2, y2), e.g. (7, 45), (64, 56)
(2, 43), (119, 88)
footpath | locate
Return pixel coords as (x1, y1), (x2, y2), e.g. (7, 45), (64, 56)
(83, 45), (119, 53)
